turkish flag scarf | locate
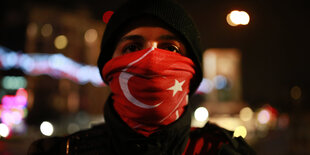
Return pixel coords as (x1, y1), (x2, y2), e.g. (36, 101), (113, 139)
(102, 47), (195, 137)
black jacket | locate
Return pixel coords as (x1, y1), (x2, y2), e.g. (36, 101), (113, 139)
(28, 98), (255, 155)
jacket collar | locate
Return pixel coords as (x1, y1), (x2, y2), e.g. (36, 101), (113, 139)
(103, 95), (192, 155)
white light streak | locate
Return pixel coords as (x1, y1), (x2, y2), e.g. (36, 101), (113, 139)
(0, 46), (104, 87)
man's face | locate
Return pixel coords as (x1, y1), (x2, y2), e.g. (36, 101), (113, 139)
(112, 26), (186, 58)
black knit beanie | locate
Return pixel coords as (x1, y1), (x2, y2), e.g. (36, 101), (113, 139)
(97, 0), (202, 95)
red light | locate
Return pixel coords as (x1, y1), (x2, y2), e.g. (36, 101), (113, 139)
(264, 104), (278, 117)
(16, 88), (28, 99)
(102, 11), (114, 24)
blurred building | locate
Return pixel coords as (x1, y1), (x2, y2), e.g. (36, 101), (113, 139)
(24, 6), (110, 126)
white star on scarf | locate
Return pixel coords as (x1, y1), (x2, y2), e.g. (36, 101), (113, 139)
(167, 79), (185, 96)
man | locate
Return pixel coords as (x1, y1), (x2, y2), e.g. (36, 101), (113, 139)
(28, 0), (255, 154)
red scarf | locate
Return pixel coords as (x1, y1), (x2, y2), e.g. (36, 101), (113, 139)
(102, 47), (195, 136)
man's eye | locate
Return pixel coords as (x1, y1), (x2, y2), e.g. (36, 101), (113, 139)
(123, 44), (141, 54)
(165, 45), (180, 53)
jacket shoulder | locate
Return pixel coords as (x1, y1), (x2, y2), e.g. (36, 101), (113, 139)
(186, 122), (255, 155)
(27, 136), (67, 155)
(66, 123), (112, 154)
(27, 123), (110, 155)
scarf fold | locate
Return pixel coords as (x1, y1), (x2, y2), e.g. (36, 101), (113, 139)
(102, 47), (195, 136)
(103, 95), (192, 155)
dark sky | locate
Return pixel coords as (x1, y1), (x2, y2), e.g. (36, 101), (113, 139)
(1, 0), (309, 112)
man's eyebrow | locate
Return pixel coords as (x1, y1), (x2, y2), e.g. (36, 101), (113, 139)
(119, 34), (182, 43)
(119, 35), (145, 42)
(157, 35), (182, 42)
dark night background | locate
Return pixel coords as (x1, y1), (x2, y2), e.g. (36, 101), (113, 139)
(2, 0), (309, 111)
(1, 0), (310, 154)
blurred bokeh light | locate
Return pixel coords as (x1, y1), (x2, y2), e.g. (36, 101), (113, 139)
(40, 121), (54, 136)
(194, 107), (209, 122)
(233, 126), (247, 138)
(227, 10), (250, 26)
(54, 35), (68, 50)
